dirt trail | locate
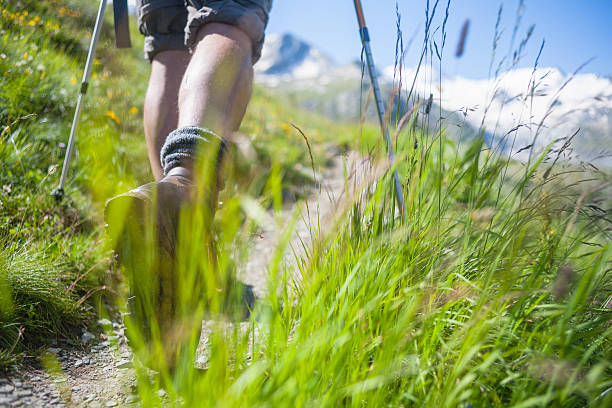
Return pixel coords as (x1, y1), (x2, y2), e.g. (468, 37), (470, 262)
(239, 151), (360, 296)
(0, 151), (362, 407)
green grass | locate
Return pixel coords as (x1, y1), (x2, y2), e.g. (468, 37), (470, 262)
(129, 132), (608, 407)
(1, 0), (611, 407)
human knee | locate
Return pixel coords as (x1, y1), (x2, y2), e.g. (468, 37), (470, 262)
(192, 23), (254, 58)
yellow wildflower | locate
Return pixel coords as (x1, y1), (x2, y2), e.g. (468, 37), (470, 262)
(106, 110), (121, 125)
(129, 107), (139, 115)
(70, 77), (77, 84)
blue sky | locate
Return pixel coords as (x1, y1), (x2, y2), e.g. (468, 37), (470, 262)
(266, 0), (612, 79)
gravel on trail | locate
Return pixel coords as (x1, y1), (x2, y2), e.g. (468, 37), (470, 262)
(0, 320), (138, 408)
(1, 151), (363, 407)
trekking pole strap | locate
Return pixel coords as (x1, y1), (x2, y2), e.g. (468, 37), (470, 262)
(113, 0), (131, 48)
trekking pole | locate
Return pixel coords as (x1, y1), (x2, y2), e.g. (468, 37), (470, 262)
(51, 0), (108, 200)
(352, 0), (406, 222)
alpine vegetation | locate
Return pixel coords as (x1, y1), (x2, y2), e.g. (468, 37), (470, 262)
(0, 0), (610, 407)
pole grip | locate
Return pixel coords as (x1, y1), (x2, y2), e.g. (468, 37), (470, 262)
(353, 0), (367, 29)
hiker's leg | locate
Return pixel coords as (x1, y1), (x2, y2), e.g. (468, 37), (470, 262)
(177, 0), (270, 138)
(144, 50), (190, 180)
(155, 1), (271, 177)
(177, 22), (253, 137)
(136, 0), (190, 179)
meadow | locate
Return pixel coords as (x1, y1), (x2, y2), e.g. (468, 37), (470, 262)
(0, 0), (610, 407)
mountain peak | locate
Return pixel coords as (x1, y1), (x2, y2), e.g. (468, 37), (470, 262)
(255, 33), (337, 83)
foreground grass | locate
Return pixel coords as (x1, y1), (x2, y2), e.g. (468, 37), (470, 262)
(124, 129), (610, 407)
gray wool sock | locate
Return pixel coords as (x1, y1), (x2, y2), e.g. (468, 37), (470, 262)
(160, 126), (225, 176)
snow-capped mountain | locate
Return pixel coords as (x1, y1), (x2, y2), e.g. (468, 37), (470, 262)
(383, 66), (612, 164)
(255, 33), (611, 166)
(255, 33), (360, 86)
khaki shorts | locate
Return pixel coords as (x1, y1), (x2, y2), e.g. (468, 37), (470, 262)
(136, 0), (272, 63)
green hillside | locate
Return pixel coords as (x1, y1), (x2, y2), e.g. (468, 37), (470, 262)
(1, 1), (611, 407)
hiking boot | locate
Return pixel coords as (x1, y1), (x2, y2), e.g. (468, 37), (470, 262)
(105, 161), (256, 369)
(105, 166), (195, 347)
(105, 167), (192, 258)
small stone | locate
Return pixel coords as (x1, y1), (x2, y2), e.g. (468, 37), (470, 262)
(0, 396), (14, 404)
(100, 341), (111, 347)
(52, 378), (67, 383)
(115, 360), (132, 369)
(125, 395), (138, 404)
(105, 400), (118, 407)
(74, 359), (83, 368)
(17, 389), (33, 397)
(0, 384), (13, 393)
(47, 347), (61, 354)
(81, 331), (96, 344)
(12, 381), (22, 387)
(83, 357), (91, 365)
(98, 318), (112, 326)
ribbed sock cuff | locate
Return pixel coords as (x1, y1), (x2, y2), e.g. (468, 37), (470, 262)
(160, 126), (225, 176)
